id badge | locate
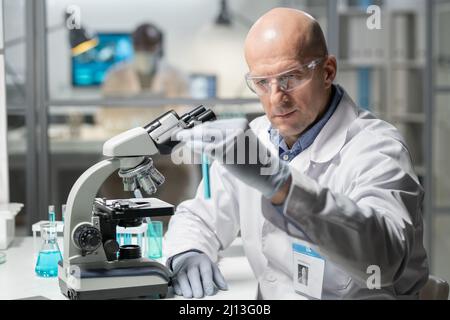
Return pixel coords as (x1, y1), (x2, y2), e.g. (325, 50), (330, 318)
(292, 242), (325, 299)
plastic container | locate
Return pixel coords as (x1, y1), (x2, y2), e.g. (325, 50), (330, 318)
(0, 203), (23, 249)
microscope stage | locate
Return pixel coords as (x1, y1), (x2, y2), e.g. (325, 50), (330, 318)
(96, 197), (174, 218)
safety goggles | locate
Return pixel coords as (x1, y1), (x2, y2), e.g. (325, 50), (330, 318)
(245, 57), (325, 96)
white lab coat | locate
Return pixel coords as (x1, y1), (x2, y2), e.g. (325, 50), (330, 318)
(164, 88), (429, 299)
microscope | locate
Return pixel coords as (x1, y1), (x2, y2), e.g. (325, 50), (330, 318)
(58, 106), (216, 300)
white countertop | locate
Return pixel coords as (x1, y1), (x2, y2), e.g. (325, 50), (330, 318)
(0, 237), (258, 300)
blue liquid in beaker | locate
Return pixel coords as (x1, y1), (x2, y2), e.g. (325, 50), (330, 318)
(35, 250), (62, 277)
(123, 233), (132, 245)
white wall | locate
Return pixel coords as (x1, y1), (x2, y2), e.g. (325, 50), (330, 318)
(46, 0), (286, 99)
(1, 0), (10, 203)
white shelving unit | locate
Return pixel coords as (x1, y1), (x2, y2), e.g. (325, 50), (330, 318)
(433, 2), (450, 208)
(388, 10), (425, 174)
(336, 3), (426, 177)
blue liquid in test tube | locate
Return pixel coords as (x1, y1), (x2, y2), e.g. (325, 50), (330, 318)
(202, 153), (211, 199)
(123, 233), (132, 245)
(48, 205), (56, 223)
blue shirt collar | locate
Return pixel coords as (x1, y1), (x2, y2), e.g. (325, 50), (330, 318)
(269, 84), (344, 161)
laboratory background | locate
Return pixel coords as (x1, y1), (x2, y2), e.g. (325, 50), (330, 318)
(0, 0), (449, 300)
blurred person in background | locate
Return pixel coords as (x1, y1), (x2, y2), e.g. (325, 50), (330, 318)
(98, 22), (190, 134)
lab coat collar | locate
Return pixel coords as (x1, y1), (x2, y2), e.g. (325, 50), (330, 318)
(252, 86), (359, 165)
(309, 89), (359, 163)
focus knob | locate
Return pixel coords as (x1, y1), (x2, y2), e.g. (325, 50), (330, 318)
(73, 223), (102, 253)
(103, 239), (120, 261)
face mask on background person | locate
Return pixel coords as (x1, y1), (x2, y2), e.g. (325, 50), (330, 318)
(133, 50), (159, 75)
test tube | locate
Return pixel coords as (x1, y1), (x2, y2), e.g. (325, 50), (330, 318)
(61, 204), (66, 236)
(202, 153), (211, 199)
(61, 204), (66, 223)
(48, 205), (56, 223)
(123, 233), (132, 245)
(137, 233), (143, 248)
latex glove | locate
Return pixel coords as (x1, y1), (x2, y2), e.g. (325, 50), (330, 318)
(171, 251), (228, 299)
(175, 118), (291, 198)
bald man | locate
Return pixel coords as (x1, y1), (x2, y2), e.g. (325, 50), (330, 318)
(165, 8), (428, 300)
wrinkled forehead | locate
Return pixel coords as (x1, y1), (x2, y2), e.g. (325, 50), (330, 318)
(244, 31), (310, 75)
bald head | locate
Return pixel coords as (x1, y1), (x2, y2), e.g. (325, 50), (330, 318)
(243, 8), (337, 148)
(245, 8), (328, 70)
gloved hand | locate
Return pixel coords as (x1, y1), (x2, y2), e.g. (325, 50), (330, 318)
(175, 118), (291, 199)
(171, 251), (228, 298)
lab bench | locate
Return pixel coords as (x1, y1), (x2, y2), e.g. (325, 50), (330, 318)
(0, 237), (258, 300)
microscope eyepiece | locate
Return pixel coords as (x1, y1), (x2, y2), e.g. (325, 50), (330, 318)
(180, 105), (206, 123)
(144, 105), (216, 155)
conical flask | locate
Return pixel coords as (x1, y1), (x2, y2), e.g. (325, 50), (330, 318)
(35, 222), (62, 277)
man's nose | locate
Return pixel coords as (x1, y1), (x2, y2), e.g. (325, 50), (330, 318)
(269, 81), (286, 106)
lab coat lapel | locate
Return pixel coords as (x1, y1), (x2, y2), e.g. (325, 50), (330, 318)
(253, 88), (359, 170)
(308, 90), (359, 164)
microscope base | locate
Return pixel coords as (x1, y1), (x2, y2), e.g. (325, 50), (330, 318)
(58, 259), (172, 300)
(59, 278), (168, 300)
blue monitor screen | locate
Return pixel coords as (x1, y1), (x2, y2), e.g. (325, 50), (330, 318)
(71, 33), (134, 87)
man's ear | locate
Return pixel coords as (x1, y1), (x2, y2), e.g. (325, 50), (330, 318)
(323, 55), (337, 88)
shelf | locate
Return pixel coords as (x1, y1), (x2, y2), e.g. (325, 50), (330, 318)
(48, 97), (260, 108)
(389, 9), (419, 16)
(338, 60), (424, 69)
(48, 106), (98, 116)
(391, 60), (425, 69)
(6, 107), (25, 116)
(338, 7), (418, 17)
(391, 113), (425, 124)
(338, 8), (377, 17)
(436, 86), (450, 93)
(339, 60), (385, 68)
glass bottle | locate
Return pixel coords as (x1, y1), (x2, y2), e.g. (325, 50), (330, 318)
(35, 222), (62, 277)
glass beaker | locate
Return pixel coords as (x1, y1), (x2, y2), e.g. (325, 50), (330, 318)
(146, 220), (163, 259)
(35, 223), (62, 277)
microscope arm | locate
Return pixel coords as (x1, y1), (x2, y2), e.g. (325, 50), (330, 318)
(103, 127), (159, 157)
(63, 157), (144, 265)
